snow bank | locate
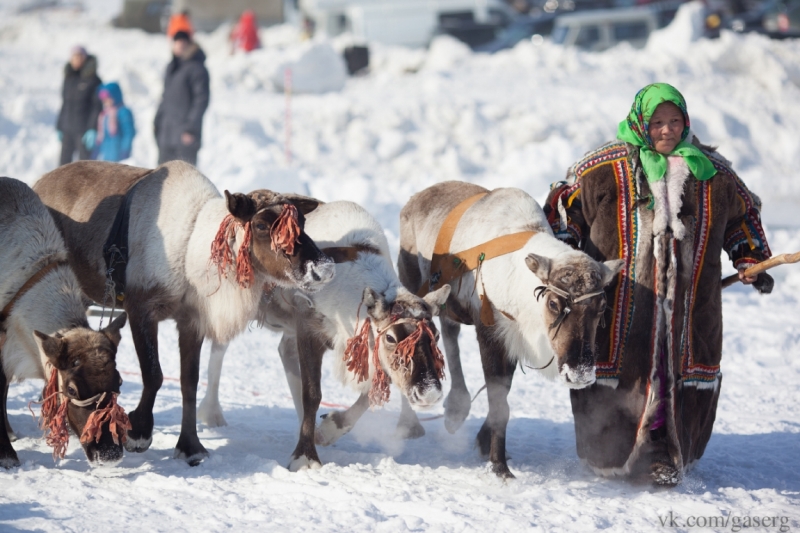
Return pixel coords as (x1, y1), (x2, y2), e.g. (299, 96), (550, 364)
(272, 42), (348, 94)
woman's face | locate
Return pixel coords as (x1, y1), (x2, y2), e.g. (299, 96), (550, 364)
(648, 102), (685, 154)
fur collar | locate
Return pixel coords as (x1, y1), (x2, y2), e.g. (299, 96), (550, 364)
(649, 156), (689, 240)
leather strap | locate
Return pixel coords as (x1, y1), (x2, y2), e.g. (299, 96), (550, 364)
(0, 260), (69, 327)
(417, 193), (536, 327)
(322, 244), (380, 264)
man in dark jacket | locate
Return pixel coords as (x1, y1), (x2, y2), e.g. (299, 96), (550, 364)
(154, 31), (210, 166)
(57, 46), (102, 165)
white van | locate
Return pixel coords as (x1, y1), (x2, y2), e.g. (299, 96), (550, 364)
(300, 0), (508, 48)
(551, 7), (662, 51)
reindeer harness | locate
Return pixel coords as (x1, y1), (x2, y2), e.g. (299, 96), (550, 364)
(416, 192), (537, 326)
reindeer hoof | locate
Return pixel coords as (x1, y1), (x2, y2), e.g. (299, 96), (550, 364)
(395, 419), (425, 440)
(198, 398), (228, 428)
(491, 462), (516, 480)
(0, 451), (20, 469)
(315, 411), (353, 446)
(124, 434), (153, 453)
(288, 454), (322, 472)
(6, 429), (17, 443)
(174, 447), (209, 467)
(443, 388), (471, 434)
(125, 409), (154, 452)
(174, 434), (209, 466)
(651, 462), (681, 487)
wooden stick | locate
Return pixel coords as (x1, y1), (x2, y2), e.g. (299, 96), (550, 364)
(721, 251), (800, 289)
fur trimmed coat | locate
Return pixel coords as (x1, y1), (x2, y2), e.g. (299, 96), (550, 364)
(544, 138), (771, 483)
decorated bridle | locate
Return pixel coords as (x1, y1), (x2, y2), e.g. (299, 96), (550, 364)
(30, 365), (131, 461)
(534, 284), (607, 336)
(210, 203), (301, 289)
(344, 308), (445, 407)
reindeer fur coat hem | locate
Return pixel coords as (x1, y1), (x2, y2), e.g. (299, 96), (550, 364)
(544, 138), (771, 477)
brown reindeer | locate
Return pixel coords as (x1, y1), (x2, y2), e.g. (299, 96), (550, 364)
(1, 177), (129, 467)
(34, 161), (334, 464)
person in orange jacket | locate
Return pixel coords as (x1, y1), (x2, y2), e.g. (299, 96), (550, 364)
(167, 9), (193, 38)
(229, 10), (260, 53)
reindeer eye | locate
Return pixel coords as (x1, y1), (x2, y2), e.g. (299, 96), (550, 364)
(255, 223), (268, 231)
(67, 385), (78, 397)
(72, 359), (80, 367)
(385, 334), (397, 344)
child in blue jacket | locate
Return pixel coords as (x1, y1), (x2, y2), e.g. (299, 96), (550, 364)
(94, 82), (135, 161)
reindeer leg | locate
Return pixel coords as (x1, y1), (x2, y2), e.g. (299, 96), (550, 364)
(441, 316), (471, 433)
(173, 317), (208, 465)
(278, 334), (303, 422)
(124, 308), (163, 453)
(316, 393), (369, 446)
(395, 395), (426, 440)
(198, 340), (228, 427)
(288, 318), (327, 471)
(3, 383), (16, 442)
(475, 323), (516, 479)
(0, 370), (19, 468)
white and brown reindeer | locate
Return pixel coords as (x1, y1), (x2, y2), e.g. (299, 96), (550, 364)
(197, 201), (451, 470)
(396, 181), (623, 478)
(34, 161), (334, 465)
(1, 177), (129, 467)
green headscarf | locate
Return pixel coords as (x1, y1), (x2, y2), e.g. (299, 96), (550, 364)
(617, 83), (716, 183)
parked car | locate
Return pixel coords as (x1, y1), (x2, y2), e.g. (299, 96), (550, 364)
(435, 7), (513, 48)
(474, 13), (558, 51)
(551, 5), (677, 50)
(112, 0), (171, 33)
(704, 0), (800, 38)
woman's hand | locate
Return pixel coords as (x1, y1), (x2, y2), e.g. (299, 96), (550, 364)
(738, 269), (758, 285)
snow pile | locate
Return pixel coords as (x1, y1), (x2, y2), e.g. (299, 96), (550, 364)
(272, 42), (348, 94)
(0, 3), (799, 531)
(647, 1), (707, 54)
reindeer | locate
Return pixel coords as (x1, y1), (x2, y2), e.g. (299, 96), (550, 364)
(33, 161), (334, 465)
(397, 182), (623, 478)
(196, 201), (450, 470)
(1, 177), (129, 467)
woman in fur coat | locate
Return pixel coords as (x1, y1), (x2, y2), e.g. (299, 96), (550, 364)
(544, 83), (773, 486)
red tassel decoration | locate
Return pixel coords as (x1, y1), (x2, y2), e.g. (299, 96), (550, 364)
(343, 318), (372, 383)
(80, 394), (132, 446)
(270, 204), (301, 256)
(368, 334), (391, 407)
(209, 214), (254, 289)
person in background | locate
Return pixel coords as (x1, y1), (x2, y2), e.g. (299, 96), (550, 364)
(93, 82), (135, 162)
(154, 31), (209, 166)
(229, 10), (260, 53)
(166, 9), (193, 38)
(56, 45), (102, 165)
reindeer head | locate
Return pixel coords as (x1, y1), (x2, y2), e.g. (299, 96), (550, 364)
(33, 313), (129, 466)
(221, 190), (334, 292)
(348, 286), (451, 409)
(526, 253), (623, 389)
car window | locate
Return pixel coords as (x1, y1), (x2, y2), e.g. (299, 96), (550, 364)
(551, 25), (569, 44)
(613, 21), (650, 40)
(575, 25), (601, 46)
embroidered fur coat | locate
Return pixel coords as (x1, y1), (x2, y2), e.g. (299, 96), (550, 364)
(544, 138), (772, 484)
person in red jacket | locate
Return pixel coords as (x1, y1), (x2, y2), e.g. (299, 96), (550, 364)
(229, 10), (260, 53)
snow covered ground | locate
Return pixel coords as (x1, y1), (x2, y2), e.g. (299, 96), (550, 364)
(0, 1), (799, 531)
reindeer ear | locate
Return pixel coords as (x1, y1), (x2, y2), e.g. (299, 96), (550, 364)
(283, 194), (321, 215)
(600, 259), (624, 286)
(225, 190), (257, 221)
(363, 287), (388, 321)
(101, 312), (128, 347)
(33, 330), (65, 368)
(525, 253), (552, 282)
(423, 285), (451, 316)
